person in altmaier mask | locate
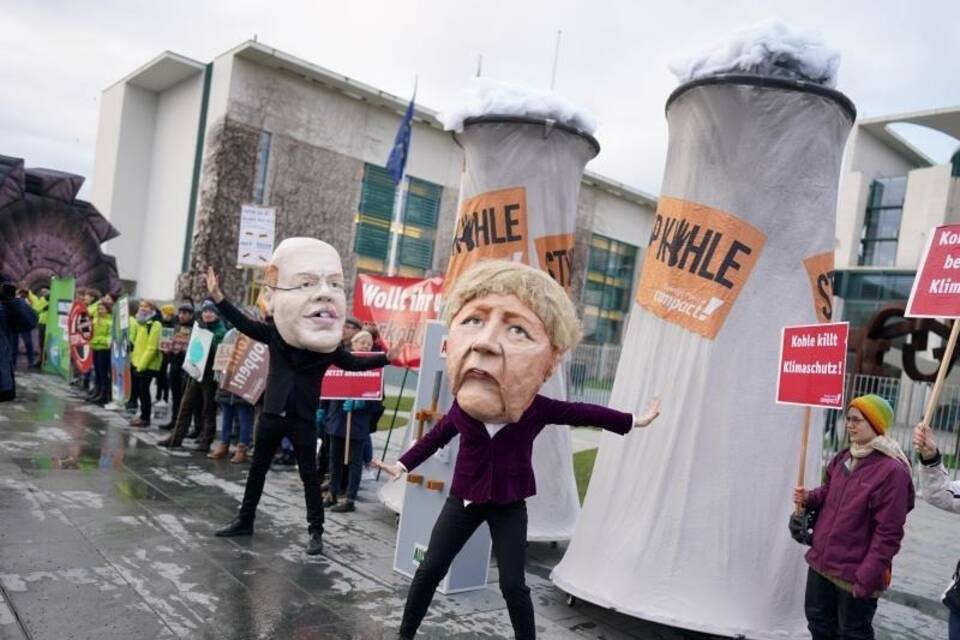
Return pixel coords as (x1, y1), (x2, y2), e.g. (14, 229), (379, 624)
(376, 260), (661, 640)
(208, 238), (396, 556)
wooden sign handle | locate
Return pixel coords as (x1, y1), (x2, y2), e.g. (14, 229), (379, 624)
(921, 319), (960, 429)
(795, 406), (812, 515)
(344, 411), (352, 465)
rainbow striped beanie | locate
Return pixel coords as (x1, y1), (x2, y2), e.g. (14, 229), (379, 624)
(848, 394), (894, 435)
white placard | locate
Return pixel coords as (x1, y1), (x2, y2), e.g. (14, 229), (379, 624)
(237, 204), (276, 267)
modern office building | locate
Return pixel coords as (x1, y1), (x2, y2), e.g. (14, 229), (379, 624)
(89, 40), (657, 345)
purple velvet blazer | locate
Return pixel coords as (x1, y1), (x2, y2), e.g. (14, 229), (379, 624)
(398, 395), (633, 505)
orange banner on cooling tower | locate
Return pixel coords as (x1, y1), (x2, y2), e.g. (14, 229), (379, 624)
(635, 196), (766, 339)
(445, 187), (529, 290)
(803, 252), (835, 324)
(535, 233), (576, 294)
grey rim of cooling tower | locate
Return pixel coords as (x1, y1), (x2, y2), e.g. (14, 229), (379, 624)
(455, 115), (601, 157)
(666, 73), (857, 123)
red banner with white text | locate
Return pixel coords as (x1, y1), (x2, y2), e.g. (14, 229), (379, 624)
(353, 274), (443, 369)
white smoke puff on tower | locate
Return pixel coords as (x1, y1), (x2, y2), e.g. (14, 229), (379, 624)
(551, 22), (855, 639)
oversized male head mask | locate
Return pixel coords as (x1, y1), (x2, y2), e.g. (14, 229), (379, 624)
(259, 238), (347, 352)
(443, 261), (582, 423)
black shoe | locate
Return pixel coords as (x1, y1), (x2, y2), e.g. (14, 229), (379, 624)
(306, 532), (323, 555)
(158, 422), (173, 431)
(157, 438), (182, 448)
(214, 518), (254, 537)
(185, 431), (200, 440)
(330, 500), (355, 513)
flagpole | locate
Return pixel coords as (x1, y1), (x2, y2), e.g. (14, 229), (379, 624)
(386, 78), (417, 277)
(386, 176), (406, 277)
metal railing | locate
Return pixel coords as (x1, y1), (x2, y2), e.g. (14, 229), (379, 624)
(566, 342), (621, 406)
(567, 343), (960, 479)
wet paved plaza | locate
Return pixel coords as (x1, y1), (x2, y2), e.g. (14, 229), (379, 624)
(0, 372), (953, 639)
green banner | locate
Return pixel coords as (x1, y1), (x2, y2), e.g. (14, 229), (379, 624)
(43, 276), (75, 380)
(111, 295), (131, 402)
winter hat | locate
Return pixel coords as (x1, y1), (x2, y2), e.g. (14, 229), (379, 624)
(160, 303), (175, 317)
(199, 298), (219, 316)
(177, 302), (195, 313)
(344, 317), (362, 330)
(848, 394), (894, 435)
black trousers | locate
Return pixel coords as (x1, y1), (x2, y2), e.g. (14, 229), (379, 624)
(168, 364), (184, 425)
(400, 496), (533, 639)
(92, 349), (111, 400)
(238, 413), (325, 535)
(135, 370), (156, 421)
(329, 435), (364, 501)
(169, 378), (216, 444)
(156, 354), (171, 401)
(805, 568), (878, 640)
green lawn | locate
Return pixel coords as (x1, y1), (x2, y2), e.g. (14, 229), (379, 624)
(573, 448), (598, 504)
(383, 395), (415, 411)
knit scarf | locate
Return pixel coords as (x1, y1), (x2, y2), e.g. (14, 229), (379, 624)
(850, 435), (910, 468)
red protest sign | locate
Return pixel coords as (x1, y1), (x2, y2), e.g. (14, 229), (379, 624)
(320, 352), (384, 400)
(353, 274), (443, 369)
(68, 301), (93, 373)
(906, 224), (960, 318)
(776, 322), (849, 409)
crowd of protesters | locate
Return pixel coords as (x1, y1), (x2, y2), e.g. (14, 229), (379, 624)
(4, 275), (387, 512)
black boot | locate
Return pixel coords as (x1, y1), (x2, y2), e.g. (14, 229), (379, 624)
(215, 518), (254, 537)
(306, 531), (323, 555)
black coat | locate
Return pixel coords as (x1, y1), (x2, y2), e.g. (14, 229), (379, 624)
(215, 298), (388, 421)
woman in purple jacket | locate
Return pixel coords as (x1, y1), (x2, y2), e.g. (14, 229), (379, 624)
(376, 261), (660, 640)
(794, 394), (914, 640)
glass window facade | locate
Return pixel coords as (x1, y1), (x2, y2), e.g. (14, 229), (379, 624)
(252, 131), (272, 205)
(833, 269), (916, 329)
(858, 176), (906, 267)
(354, 164), (442, 276)
(582, 234), (637, 345)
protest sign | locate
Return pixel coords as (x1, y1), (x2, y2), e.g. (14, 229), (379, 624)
(776, 322), (849, 409)
(221, 334), (269, 404)
(43, 276), (75, 379)
(110, 296), (131, 402)
(237, 204), (276, 267)
(68, 301), (94, 373)
(182, 323), (214, 381)
(320, 352), (384, 400)
(353, 274), (443, 368)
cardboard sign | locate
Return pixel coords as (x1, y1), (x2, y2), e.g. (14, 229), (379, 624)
(159, 327), (175, 353)
(320, 352), (384, 400)
(353, 274), (443, 369)
(776, 322), (849, 408)
(237, 204), (276, 267)
(221, 334), (269, 404)
(182, 323), (214, 381)
(445, 187), (529, 289)
(68, 301), (93, 374)
(635, 197), (766, 340)
(906, 224), (960, 318)
(212, 332), (237, 373)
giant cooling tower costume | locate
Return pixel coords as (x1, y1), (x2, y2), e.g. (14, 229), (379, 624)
(551, 61), (856, 640)
(404, 81), (601, 542)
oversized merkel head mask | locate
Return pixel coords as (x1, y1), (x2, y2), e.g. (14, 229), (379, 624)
(443, 261), (582, 424)
(259, 238), (347, 353)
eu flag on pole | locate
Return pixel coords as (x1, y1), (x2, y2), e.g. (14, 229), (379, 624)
(386, 96), (415, 185)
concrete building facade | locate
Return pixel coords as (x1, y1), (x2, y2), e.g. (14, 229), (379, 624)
(91, 40), (657, 345)
(833, 106), (960, 331)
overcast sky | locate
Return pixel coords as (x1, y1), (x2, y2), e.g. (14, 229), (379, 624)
(3, 0), (960, 201)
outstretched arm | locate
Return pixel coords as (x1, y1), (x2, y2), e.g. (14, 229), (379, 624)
(333, 349), (390, 371)
(539, 396), (660, 435)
